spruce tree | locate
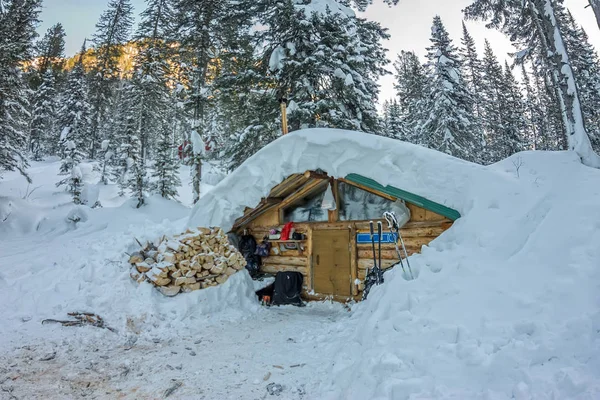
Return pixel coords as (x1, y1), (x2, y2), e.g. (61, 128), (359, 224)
(56, 42), (92, 160)
(459, 21), (483, 120)
(32, 23), (66, 88)
(393, 50), (428, 144)
(465, 0), (600, 167)
(88, 0), (134, 159)
(421, 16), (479, 162)
(258, 2), (388, 133)
(502, 61), (527, 157)
(56, 135), (85, 204)
(520, 64), (540, 150)
(479, 39), (505, 163)
(132, 0), (174, 162)
(29, 69), (57, 160)
(172, 0), (240, 202)
(0, 0), (42, 182)
(152, 124), (181, 200)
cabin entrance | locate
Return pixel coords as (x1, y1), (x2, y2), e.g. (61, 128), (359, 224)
(312, 229), (351, 297)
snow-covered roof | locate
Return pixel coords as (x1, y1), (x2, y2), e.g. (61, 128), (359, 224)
(188, 128), (491, 231)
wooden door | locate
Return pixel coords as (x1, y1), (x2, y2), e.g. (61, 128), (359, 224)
(312, 229), (351, 296)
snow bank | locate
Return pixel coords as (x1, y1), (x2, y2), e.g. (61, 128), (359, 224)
(189, 129), (600, 399)
(0, 161), (259, 348)
(316, 151), (600, 399)
(189, 128), (483, 231)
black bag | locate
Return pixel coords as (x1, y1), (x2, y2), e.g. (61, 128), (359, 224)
(272, 271), (304, 306)
(238, 234), (261, 278)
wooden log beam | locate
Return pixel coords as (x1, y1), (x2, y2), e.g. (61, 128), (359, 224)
(262, 256), (307, 266)
(260, 264), (308, 275)
(358, 258), (399, 272)
(278, 179), (328, 210)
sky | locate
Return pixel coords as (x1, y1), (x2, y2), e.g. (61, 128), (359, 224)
(37, 0), (600, 105)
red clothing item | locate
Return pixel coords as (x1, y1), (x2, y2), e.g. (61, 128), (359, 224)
(280, 222), (294, 241)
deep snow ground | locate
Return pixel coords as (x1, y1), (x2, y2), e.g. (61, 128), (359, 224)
(0, 302), (347, 399)
(0, 159), (348, 399)
(2, 138), (600, 400)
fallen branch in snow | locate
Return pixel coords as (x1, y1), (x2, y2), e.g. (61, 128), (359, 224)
(163, 380), (183, 398)
(41, 312), (117, 333)
(20, 184), (42, 200)
(1, 211), (10, 223)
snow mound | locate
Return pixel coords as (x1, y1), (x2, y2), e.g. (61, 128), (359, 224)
(189, 129), (600, 399)
(189, 128), (483, 231)
(315, 151), (600, 399)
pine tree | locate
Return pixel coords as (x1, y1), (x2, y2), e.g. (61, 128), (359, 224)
(393, 50), (428, 144)
(172, 0), (242, 203)
(56, 42), (92, 160)
(132, 0), (174, 162)
(152, 124), (181, 200)
(479, 40), (505, 163)
(387, 100), (403, 139)
(421, 16), (480, 162)
(88, 0), (134, 159)
(32, 23), (66, 87)
(502, 61), (527, 157)
(29, 69), (57, 160)
(459, 22), (483, 120)
(0, 0), (42, 182)
(259, 2), (388, 133)
(56, 135), (85, 204)
(465, 0), (600, 167)
(520, 64), (540, 150)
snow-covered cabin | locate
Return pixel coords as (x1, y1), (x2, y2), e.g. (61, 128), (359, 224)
(189, 129), (465, 302)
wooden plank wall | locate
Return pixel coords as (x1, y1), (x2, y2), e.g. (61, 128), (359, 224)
(240, 197), (454, 301)
(354, 209), (452, 293)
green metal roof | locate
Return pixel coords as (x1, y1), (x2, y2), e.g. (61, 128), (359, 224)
(344, 173), (461, 221)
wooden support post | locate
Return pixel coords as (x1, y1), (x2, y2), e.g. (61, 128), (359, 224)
(279, 97), (288, 135)
(350, 223), (358, 296)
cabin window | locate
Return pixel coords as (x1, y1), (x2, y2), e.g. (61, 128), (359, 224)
(282, 183), (330, 223)
(338, 182), (408, 221)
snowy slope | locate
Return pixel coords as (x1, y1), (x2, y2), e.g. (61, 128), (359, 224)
(0, 159), (246, 346)
(190, 129), (600, 399)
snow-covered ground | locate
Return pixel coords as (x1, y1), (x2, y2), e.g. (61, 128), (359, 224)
(2, 130), (600, 399)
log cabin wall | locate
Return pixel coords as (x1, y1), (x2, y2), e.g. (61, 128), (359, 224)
(234, 174), (455, 302)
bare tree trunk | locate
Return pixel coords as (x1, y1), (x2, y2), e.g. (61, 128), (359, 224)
(588, 0), (600, 30)
(530, 0), (600, 167)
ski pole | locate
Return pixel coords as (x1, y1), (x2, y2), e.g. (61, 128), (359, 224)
(383, 211), (413, 280)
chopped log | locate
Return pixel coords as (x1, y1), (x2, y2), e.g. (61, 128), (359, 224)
(129, 253), (144, 264)
(144, 257), (156, 265)
(210, 264), (225, 275)
(225, 267), (236, 276)
(159, 285), (181, 297)
(162, 252), (176, 263)
(182, 283), (201, 292)
(216, 275), (228, 284)
(184, 270), (195, 278)
(136, 262), (152, 273)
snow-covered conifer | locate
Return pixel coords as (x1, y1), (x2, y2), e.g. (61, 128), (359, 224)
(0, 0), (42, 182)
(421, 16), (479, 162)
(29, 70), (58, 160)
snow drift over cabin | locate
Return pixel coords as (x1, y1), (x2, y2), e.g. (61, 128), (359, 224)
(188, 129), (494, 232)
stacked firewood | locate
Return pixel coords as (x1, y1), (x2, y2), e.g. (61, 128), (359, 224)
(128, 227), (247, 297)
